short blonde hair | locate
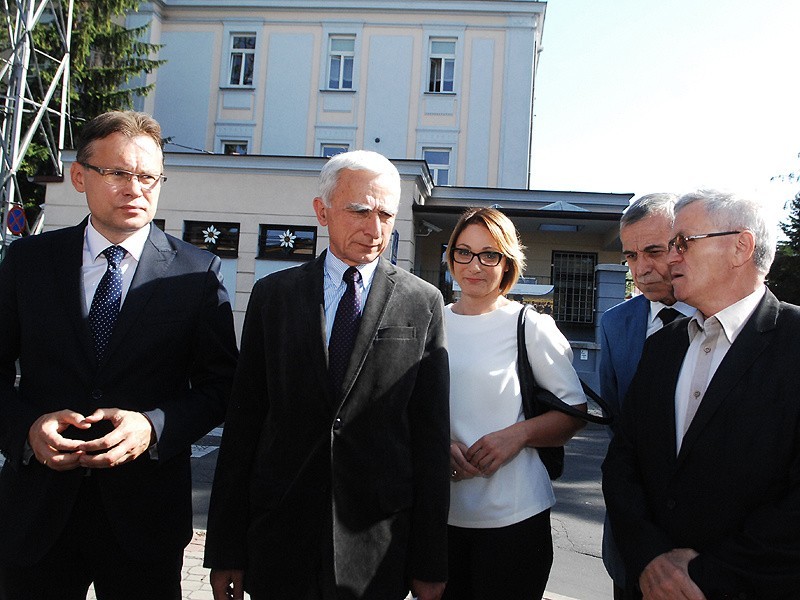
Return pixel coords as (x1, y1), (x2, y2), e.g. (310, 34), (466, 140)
(446, 207), (526, 295)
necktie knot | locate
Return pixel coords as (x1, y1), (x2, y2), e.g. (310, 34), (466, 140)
(658, 307), (680, 326)
(102, 245), (125, 269)
(343, 266), (361, 288)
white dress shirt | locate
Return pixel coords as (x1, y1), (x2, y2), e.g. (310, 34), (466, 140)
(82, 218), (150, 313)
(322, 250), (379, 345)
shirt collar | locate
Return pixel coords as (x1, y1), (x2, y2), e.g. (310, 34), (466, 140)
(687, 286), (766, 344)
(86, 217), (150, 263)
(648, 300), (695, 325)
(323, 249), (380, 288)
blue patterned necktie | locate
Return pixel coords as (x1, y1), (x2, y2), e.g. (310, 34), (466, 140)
(89, 245), (126, 361)
(329, 266), (362, 397)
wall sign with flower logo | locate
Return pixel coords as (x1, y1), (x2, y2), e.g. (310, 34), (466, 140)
(183, 221), (240, 257)
(258, 225), (317, 261)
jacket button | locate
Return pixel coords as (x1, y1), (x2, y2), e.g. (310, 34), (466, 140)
(91, 389), (103, 400)
(332, 418), (343, 431)
(666, 499), (677, 510)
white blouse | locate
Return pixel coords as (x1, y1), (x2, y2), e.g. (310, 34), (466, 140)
(445, 301), (585, 528)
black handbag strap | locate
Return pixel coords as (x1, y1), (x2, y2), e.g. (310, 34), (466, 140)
(517, 305), (613, 426)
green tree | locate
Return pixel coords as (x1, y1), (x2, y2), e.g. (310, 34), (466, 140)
(767, 190), (800, 304)
(14, 0), (163, 219)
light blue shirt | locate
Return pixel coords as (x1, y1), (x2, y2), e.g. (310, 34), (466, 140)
(323, 250), (379, 344)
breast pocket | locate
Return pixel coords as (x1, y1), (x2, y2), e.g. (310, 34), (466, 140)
(375, 326), (416, 340)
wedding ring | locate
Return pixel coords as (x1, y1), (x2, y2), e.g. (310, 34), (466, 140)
(451, 470), (457, 478)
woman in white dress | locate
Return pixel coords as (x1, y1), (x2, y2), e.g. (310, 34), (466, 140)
(443, 207), (586, 600)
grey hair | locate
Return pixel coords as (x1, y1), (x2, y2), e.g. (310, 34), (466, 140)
(675, 189), (777, 275)
(620, 193), (678, 230)
(318, 150), (401, 207)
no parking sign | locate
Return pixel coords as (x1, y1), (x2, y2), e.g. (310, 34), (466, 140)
(7, 204), (26, 235)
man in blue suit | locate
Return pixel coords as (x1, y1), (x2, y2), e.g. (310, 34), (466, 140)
(599, 193), (693, 598)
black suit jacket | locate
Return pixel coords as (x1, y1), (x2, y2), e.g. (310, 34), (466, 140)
(0, 220), (238, 565)
(204, 252), (450, 600)
(602, 289), (800, 599)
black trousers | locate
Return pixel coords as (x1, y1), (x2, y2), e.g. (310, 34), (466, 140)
(0, 475), (183, 600)
(443, 509), (553, 600)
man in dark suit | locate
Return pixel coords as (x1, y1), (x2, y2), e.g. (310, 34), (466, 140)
(603, 189), (800, 599)
(0, 111), (238, 600)
(204, 150), (450, 600)
(599, 193), (693, 597)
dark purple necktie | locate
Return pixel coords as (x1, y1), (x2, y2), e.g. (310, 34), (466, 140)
(329, 266), (362, 397)
(89, 245), (126, 361)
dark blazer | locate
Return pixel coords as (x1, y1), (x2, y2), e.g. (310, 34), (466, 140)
(599, 294), (650, 428)
(0, 220), (238, 565)
(602, 289), (800, 599)
(204, 252), (450, 600)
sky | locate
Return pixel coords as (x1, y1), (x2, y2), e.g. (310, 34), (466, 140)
(530, 0), (800, 214)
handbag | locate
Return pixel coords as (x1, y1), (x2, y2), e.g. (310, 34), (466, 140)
(516, 305), (613, 480)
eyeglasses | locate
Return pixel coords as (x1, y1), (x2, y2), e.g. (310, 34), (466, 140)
(668, 231), (741, 255)
(81, 162), (167, 190)
(451, 247), (504, 267)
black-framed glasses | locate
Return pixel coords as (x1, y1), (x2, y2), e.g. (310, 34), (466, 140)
(81, 162), (167, 190)
(451, 247), (504, 267)
(668, 231), (741, 255)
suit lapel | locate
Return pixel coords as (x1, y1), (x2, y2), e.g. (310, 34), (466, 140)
(335, 258), (395, 411)
(652, 322), (691, 469)
(676, 291), (778, 463)
(52, 221), (95, 366)
(103, 225), (176, 364)
(300, 254), (330, 399)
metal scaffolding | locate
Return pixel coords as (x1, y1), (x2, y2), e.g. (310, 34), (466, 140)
(0, 0), (73, 259)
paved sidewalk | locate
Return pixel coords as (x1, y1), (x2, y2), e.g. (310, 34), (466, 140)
(89, 529), (578, 600)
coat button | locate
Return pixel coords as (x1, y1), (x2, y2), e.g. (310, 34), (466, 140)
(91, 389), (103, 400)
(332, 418), (343, 431)
(666, 498), (677, 510)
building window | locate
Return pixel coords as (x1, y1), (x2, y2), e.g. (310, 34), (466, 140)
(229, 34), (255, 86)
(184, 221), (240, 258)
(423, 148), (451, 185)
(321, 144), (349, 158)
(258, 225), (317, 261)
(328, 35), (355, 90)
(551, 251), (597, 324)
(428, 39), (455, 93)
(222, 141), (248, 155)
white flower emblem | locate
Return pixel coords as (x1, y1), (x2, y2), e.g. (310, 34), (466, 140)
(203, 225), (220, 244)
(279, 229), (297, 248)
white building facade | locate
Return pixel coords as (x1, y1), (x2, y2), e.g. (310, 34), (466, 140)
(40, 0), (635, 387)
(129, 0), (546, 188)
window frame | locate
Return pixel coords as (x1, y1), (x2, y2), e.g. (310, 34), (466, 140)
(222, 140), (249, 155)
(327, 35), (355, 90)
(321, 144), (349, 158)
(427, 38), (456, 93)
(228, 33), (256, 87)
(423, 147), (452, 186)
(257, 224), (318, 261)
(551, 251), (597, 324)
(184, 221), (241, 258)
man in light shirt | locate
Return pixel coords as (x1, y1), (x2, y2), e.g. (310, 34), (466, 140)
(603, 189), (800, 599)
